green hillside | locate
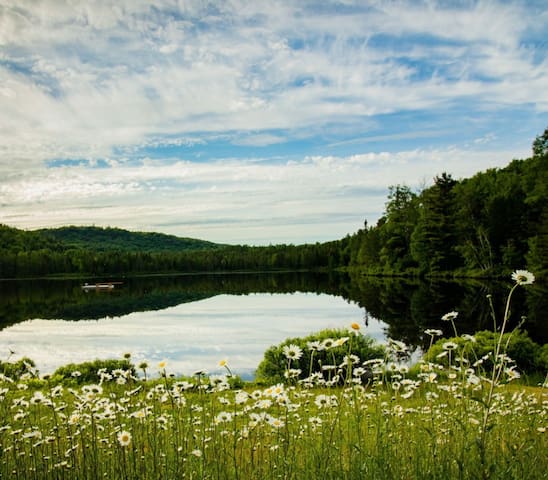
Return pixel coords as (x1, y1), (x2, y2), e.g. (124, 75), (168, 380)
(0, 224), (67, 253)
(37, 226), (225, 253)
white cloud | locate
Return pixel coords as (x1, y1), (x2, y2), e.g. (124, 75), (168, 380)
(0, 0), (545, 242)
(0, 144), (530, 244)
(1, 2), (545, 151)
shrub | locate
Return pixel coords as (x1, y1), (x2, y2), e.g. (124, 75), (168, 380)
(0, 357), (36, 378)
(52, 358), (136, 385)
(255, 328), (385, 384)
(422, 329), (544, 374)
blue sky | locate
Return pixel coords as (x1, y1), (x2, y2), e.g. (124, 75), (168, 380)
(0, 0), (546, 245)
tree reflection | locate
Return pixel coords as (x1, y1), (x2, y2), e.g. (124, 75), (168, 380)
(0, 272), (545, 348)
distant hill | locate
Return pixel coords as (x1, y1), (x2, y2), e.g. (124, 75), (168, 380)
(0, 224), (66, 253)
(37, 226), (226, 253)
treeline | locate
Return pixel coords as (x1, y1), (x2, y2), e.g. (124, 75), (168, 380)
(1, 129), (546, 280)
(340, 128), (548, 279)
(0, 223), (343, 277)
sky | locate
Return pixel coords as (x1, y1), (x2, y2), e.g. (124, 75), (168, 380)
(0, 1), (547, 245)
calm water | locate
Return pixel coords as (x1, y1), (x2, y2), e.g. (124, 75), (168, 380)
(0, 292), (385, 378)
(0, 272), (545, 378)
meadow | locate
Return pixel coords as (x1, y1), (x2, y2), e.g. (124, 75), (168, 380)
(0, 271), (546, 479)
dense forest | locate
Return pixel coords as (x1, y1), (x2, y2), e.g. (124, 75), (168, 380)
(341, 128), (548, 279)
(1, 129), (546, 280)
(38, 226), (225, 253)
(0, 222), (343, 277)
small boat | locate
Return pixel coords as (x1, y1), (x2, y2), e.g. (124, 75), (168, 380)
(81, 282), (121, 290)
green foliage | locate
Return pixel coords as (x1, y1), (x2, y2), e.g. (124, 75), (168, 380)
(423, 330), (546, 374)
(0, 224), (343, 277)
(52, 358), (135, 385)
(379, 185), (419, 271)
(1, 359), (546, 480)
(0, 357), (36, 378)
(539, 343), (548, 373)
(39, 226), (225, 253)
(255, 328), (385, 384)
(410, 172), (461, 274)
(532, 126), (548, 157)
(346, 128), (548, 277)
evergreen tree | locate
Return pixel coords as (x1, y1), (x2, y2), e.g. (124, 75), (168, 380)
(379, 185), (419, 271)
(411, 173), (460, 274)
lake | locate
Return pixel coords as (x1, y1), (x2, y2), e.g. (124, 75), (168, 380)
(0, 272), (545, 378)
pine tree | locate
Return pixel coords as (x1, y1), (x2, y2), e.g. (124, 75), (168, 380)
(410, 173), (460, 275)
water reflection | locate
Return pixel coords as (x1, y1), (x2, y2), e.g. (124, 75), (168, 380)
(0, 292), (385, 378)
(0, 272), (545, 377)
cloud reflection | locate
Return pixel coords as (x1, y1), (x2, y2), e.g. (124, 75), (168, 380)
(0, 293), (386, 379)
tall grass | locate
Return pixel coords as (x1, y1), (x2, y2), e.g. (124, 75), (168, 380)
(0, 270), (546, 479)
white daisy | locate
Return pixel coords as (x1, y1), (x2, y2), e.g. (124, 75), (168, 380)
(117, 430), (132, 447)
(282, 344), (303, 360)
(511, 270), (535, 285)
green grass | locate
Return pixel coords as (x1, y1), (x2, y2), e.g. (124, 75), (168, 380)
(0, 350), (546, 480)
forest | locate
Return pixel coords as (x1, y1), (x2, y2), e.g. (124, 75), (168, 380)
(1, 128), (547, 280)
(341, 128), (548, 279)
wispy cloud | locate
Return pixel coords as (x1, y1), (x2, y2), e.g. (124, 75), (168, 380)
(0, 0), (546, 242)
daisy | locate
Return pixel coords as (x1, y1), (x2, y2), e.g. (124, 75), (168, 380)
(335, 337), (349, 347)
(307, 340), (323, 351)
(511, 270), (535, 285)
(117, 430), (132, 447)
(505, 367), (521, 381)
(214, 411), (232, 424)
(462, 334), (476, 343)
(271, 384), (285, 397)
(284, 368), (302, 379)
(282, 344), (303, 360)
(235, 391), (249, 404)
(441, 311), (458, 322)
(267, 416), (285, 428)
(250, 389), (262, 400)
(388, 339), (408, 352)
(424, 329), (443, 337)
(256, 399), (272, 410)
(309, 416), (322, 427)
(30, 391), (46, 405)
(442, 341), (458, 351)
(314, 394), (331, 408)
(68, 413), (81, 425)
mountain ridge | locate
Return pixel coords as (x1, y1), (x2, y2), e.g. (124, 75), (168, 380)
(0, 224), (226, 254)
(38, 225), (227, 253)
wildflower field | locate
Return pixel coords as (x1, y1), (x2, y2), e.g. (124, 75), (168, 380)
(1, 271), (546, 479)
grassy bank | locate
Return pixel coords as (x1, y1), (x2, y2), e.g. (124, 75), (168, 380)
(1, 354), (546, 479)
